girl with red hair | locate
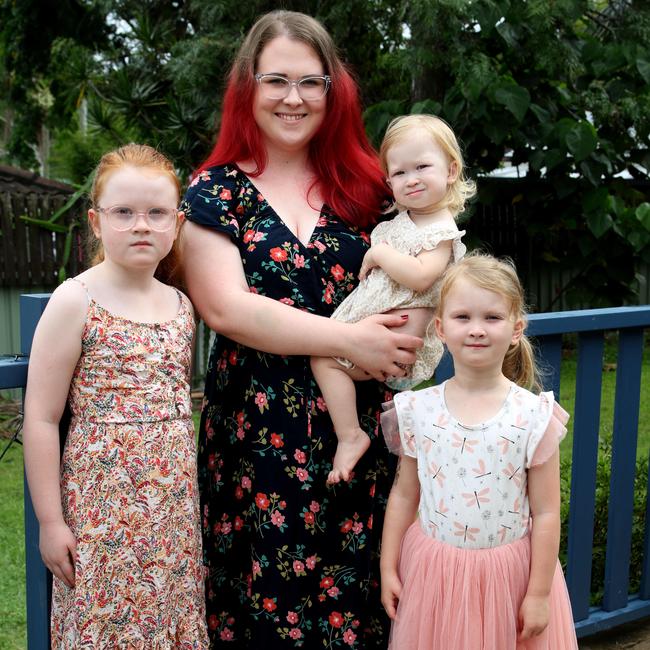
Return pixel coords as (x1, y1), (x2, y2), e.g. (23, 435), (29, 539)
(181, 10), (421, 649)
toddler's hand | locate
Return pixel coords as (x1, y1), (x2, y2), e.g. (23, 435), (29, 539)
(380, 570), (402, 620)
(359, 244), (384, 280)
(39, 520), (77, 588)
(518, 593), (550, 639)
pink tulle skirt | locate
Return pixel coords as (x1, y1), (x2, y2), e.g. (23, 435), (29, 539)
(389, 522), (578, 650)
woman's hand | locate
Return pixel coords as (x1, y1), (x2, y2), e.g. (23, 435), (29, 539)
(381, 569), (403, 620)
(345, 313), (422, 381)
(518, 593), (550, 639)
(39, 520), (76, 588)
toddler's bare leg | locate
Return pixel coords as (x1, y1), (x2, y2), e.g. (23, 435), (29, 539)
(311, 356), (372, 485)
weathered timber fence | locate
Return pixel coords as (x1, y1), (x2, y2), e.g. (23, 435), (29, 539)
(0, 165), (84, 288)
(1, 295), (649, 647)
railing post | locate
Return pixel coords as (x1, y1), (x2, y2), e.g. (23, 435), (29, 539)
(21, 294), (52, 650)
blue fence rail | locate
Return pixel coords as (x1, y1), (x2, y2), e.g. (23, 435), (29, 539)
(1, 295), (649, 647)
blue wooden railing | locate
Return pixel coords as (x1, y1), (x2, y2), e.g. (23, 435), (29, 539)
(1, 295), (649, 647)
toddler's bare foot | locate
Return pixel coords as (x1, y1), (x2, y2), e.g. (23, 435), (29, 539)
(327, 429), (371, 485)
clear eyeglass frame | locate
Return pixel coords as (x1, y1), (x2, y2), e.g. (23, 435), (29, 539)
(254, 73), (332, 100)
(96, 206), (178, 232)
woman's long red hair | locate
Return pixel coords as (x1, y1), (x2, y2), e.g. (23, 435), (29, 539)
(197, 11), (387, 228)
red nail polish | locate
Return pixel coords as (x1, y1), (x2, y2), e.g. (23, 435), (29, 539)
(401, 315), (409, 320)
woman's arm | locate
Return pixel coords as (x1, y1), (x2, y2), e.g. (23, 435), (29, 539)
(359, 240), (452, 292)
(23, 281), (87, 588)
(181, 222), (422, 380)
(380, 456), (420, 619)
(519, 449), (561, 639)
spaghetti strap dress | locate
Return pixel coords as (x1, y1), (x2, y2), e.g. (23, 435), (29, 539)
(51, 282), (208, 649)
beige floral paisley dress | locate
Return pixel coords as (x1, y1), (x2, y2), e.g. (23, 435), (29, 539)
(51, 282), (208, 649)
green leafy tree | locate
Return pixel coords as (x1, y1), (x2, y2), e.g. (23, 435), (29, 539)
(362, 0), (650, 306)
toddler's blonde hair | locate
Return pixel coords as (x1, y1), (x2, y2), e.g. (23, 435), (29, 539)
(379, 114), (476, 216)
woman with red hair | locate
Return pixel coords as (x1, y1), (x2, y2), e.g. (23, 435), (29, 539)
(181, 10), (421, 648)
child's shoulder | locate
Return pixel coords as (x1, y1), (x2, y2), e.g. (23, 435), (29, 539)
(36, 276), (89, 337)
(394, 384), (444, 412)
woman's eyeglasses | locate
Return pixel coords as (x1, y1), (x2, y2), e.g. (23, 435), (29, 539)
(96, 206), (178, 232)
(254, 74), (332, 101)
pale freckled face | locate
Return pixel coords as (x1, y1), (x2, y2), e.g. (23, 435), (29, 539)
(435, 278), (523, 372)
(252, 35), (327, 155)
(88, 166), (182, 270)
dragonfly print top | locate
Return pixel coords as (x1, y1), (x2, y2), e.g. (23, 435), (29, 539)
(383, 381), (569, 549)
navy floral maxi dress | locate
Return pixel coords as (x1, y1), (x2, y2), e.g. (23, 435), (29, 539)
(181, 165), (395, 649)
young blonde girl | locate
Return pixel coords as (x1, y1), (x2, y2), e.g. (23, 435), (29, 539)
(23, 144), (208, 648)
(380, 254), (578, 649)
(312, 114), (476, 484)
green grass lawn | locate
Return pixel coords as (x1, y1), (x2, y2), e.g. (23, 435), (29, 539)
(0, 443), (27, 650)
(0, 343), (648, 646)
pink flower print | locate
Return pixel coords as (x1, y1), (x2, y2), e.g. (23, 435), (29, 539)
(306, 555), (317, 570)
(343, 628), (357, 645)
(219, 188), (232, 200)
(254, 392), (268, 412)
(289, 628), (302, 640)
(293, 560), (305, 575)
(498, 434), (515, 454)
(270, 433), (284, 448)
(453, 521), (480, 543)
(309, 500), (320, 513)
(317, 215), (329, 227)
(327, 585), (340, 597)
(294, 449), (307, 464)
(253, 231), (265, 242)
(263, 598), (277, 612)
(294, 254), (306, 268)
(286, 611), (299, 624)
(462, 487), (491, 508)
(452, 432), (478, 454)
(316, 396), (327, 412)
(313, 240), (326, 253)
(271, 510), (285, 527)
(472, 459), (492, 478)
(252, 560), (262, 577)
(352, 521), (363, 534)
(222, 521), (232, 534)
(331, 264), (345, 281)
(279, 297), (295, 305)
(429, 462), (446, 487)
(502, 462), (523, 487)
(323, 281), (335, 304)
(296, 468), (309, 482)
(220, 628), (234, 641)
(249, 286), (258, 294)
(241, 476), (252, 489)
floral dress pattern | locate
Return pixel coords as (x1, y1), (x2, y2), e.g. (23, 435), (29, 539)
(51, 284), (208, 649)
(181, 165), (394, 648)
